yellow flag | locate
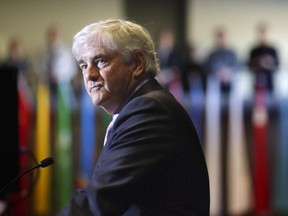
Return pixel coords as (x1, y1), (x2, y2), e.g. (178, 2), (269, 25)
(33, 83), (52, 214)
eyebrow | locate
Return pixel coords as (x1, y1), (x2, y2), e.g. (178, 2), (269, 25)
(77, 59), (85, 65)
(77, 54), (106, 65)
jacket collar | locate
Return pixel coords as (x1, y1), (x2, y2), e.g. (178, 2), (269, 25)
(114, 78), (163, 114)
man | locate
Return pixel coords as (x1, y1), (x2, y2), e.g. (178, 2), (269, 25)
(59, 19), (210, 216)
(204, 26), (239, 94)
(248, 22), (279, 93)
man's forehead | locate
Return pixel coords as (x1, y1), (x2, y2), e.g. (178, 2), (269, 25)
(77, 44), (107, 61)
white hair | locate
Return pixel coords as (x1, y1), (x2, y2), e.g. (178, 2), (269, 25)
(72, 19), (160, 77)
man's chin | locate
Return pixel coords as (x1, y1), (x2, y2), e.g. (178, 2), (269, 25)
(90, 96), (100, 106)
(92, 100), (100, 106)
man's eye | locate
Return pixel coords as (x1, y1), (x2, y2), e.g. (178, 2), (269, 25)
(96, 58), (107, 68)
(79, 64), (87, 70)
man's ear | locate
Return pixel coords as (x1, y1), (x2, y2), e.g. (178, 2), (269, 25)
(133, 50), (146, 78)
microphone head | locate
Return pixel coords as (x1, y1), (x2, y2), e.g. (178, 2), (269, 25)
(39, 157), (54, 168)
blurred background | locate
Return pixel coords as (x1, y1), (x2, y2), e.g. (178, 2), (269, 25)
(1, 0), (288, 215)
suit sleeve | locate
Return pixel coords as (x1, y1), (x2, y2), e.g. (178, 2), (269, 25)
(58, 95), (178, 215)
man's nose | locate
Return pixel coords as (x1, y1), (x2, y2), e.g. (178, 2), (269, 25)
(86, 64), (99, 80)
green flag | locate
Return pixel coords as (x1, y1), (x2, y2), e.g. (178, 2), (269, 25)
(55, 83), (73, 210)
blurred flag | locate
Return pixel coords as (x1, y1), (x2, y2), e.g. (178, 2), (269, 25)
(273, 96), (288, 213)
(55, 83), (73, 210)
(189, 77), (205, 144)
(227, 75), (251, 214)
(33, 83), (52, 214)
(205, 77), (222, 215)
(16, 82), (33, 215)
(252, 83), (269, 213)
(272, 70), (288, 213)
(79, 85), (96, 186)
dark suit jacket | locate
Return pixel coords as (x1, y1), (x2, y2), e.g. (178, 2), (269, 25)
(58, 79), (210, 216)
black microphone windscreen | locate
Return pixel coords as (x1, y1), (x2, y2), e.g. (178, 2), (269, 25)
(39, 157), (54, 168)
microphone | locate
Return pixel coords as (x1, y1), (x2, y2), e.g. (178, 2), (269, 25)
(38, 157), (54, 168)
(0, 157), (54, 195)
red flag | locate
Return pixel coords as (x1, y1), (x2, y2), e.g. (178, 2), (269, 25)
(252, 83), (270, 213)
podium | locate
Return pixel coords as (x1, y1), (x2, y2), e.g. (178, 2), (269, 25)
(0, 65), (19, 197)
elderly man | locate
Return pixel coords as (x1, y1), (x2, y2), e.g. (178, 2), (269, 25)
(59, 19), (209, 216)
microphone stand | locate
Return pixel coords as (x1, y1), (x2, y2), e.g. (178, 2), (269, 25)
(0, 157), (54, 195)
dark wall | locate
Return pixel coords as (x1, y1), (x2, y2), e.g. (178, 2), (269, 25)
(124, 0), (187, 48)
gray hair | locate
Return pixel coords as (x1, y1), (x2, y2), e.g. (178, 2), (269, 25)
(72, 19), (160, 77)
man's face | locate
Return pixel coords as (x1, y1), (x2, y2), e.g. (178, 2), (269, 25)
(77, 45), (136, 114)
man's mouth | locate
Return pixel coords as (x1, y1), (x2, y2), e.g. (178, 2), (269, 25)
(90, 84), (103, 93)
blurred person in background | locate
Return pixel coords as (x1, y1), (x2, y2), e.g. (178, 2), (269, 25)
(204, 26), (239, 94)
(203, 26), (244, 216)
(2, 37), (30, 75)
(179, 42), (206, 144)
(38, 24), (77, 100)
(2, 37), (35, 92)
(37, 23), (77, 146)
(156, 28), (181, 93)
(248, 22), (279, 93)
(180, 42), (206, 94)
